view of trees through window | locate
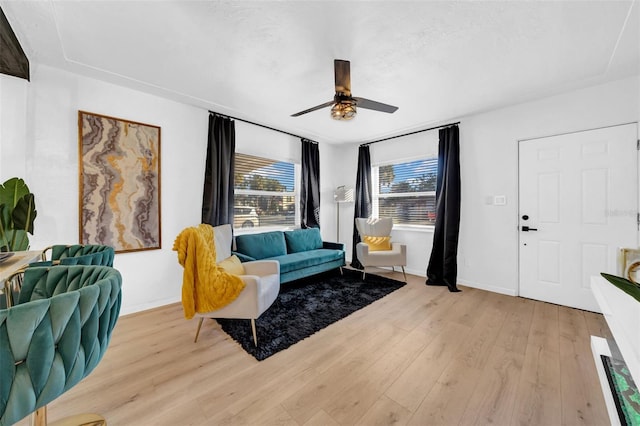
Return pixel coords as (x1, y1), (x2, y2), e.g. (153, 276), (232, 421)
(234, 153), (298, 230)
(374, 158), (438, 226)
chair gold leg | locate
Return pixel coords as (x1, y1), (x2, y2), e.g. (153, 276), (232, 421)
(49, 413), (106, 426)
(401, 266), (407, 282)
(31, 406), (46, 426)
(31, 406), (106, 426)
(362, 270), (366, 280)
(194, 317), (204, 343)
(4, 280), (14, 308)
(339, 267), (343, 275)
(251, 319), (258, 346)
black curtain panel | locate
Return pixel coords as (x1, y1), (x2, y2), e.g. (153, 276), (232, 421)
(350, 145), (373, 269)
(301, 139), (321, 229)
(202, 114), (236, 227)
(426, 125), (461, 292)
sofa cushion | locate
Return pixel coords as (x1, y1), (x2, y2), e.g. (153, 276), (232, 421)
(284, 228), (323, 253)
(235, 231), (287, 260)
(268, 249), (344, 274)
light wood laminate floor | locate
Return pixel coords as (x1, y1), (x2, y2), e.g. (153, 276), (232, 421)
(16, 270), (612, 425)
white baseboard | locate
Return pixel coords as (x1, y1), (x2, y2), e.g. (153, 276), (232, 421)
(457, 278), (517, 296)
(382, 268), (517, 297)
(405, 267), (426, 277)
(400, 268), (517, 296)
(364, 266), (426, 278)
(120, 297), (180, 316)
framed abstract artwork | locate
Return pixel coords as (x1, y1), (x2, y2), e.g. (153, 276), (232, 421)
(78, 111), (161, 253)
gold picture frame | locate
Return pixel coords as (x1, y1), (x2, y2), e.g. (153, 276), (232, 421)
(78, 111), (161, 253)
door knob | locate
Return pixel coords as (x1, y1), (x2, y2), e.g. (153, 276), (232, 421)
(521, 226), (538, 232)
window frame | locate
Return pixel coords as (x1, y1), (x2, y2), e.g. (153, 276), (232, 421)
(234, 152), (301, 234)
(372, 156), (437, 230)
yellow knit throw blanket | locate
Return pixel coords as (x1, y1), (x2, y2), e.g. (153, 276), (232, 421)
(173, 224), (246, 319)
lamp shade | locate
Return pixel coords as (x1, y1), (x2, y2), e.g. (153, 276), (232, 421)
(334, 186), (354, 203)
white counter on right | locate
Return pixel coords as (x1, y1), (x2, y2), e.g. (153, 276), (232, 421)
(590, 275), (640, 425)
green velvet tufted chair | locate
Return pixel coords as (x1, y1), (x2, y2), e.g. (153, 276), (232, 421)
(34, 245), (115, 267)
(0, 265), (122, 426)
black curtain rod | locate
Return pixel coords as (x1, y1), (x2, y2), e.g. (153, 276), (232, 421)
(361, 121), (460, 146)
(209, 110), (318, 144)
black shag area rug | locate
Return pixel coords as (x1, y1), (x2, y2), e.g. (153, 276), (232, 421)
(216, 268), (405, 361)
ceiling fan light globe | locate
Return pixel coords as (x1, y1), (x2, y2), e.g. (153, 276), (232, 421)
(330, 103), (357, 121)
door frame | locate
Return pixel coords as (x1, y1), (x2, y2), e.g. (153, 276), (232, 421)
(516, 121), (640, 298)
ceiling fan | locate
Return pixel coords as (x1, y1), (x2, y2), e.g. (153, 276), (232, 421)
(291, 59), (398, 121)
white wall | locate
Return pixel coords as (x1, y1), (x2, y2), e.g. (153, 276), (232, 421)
(333, 75), (639, 294)
(333, 145), (358, 258)
(0, 74), (28, 179)
(319, 143), (340, 243)
(1, 69), (344, 315)
(1, 65), (208, 315)
(2, 62), (637, 313)
(458, 75), (639, 296)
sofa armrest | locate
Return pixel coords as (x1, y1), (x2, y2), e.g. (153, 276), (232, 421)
(232, 251), (256, 263)
(323, 241), (345, 251)
(242, 260), (280, 277)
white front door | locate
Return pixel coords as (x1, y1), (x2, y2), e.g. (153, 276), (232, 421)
(519, 124), (638, 312)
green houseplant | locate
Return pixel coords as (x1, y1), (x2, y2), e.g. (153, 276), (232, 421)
(600, 272), (640, 303)
(0, 177), (37, 252)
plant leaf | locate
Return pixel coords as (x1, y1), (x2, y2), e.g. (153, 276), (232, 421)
(2, 229), (29, 251)
(0, 204), (9, 244)
(0, 178), (36, 250)
(600, 272), (640, 303)
(0, 202), (10, 231)
(12, 193), (36, 234)
(0, 225), (10, 252)
(0, 177), (30, 208)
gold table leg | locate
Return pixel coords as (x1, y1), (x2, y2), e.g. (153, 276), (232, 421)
(31, 406), (107, 426)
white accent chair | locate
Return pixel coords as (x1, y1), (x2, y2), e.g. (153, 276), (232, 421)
(194, 224), (280, 346)
(355, 217), (407, 282)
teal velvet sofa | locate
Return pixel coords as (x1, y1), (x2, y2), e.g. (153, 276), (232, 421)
(233, 228), (345, 284)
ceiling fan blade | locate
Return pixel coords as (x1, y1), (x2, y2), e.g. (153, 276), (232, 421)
(334, 59), (351, 96)
(290, 100), (335, 117)
(353, 97), (398, 114)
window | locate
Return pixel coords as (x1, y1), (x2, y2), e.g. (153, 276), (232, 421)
(234, 153), (299, 231)
(373, 158), (438, 226)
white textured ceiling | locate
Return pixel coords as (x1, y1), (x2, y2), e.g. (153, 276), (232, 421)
(2, 0), (639, 144)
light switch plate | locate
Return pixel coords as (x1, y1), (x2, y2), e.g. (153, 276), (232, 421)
(494, 195), (506, 205)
